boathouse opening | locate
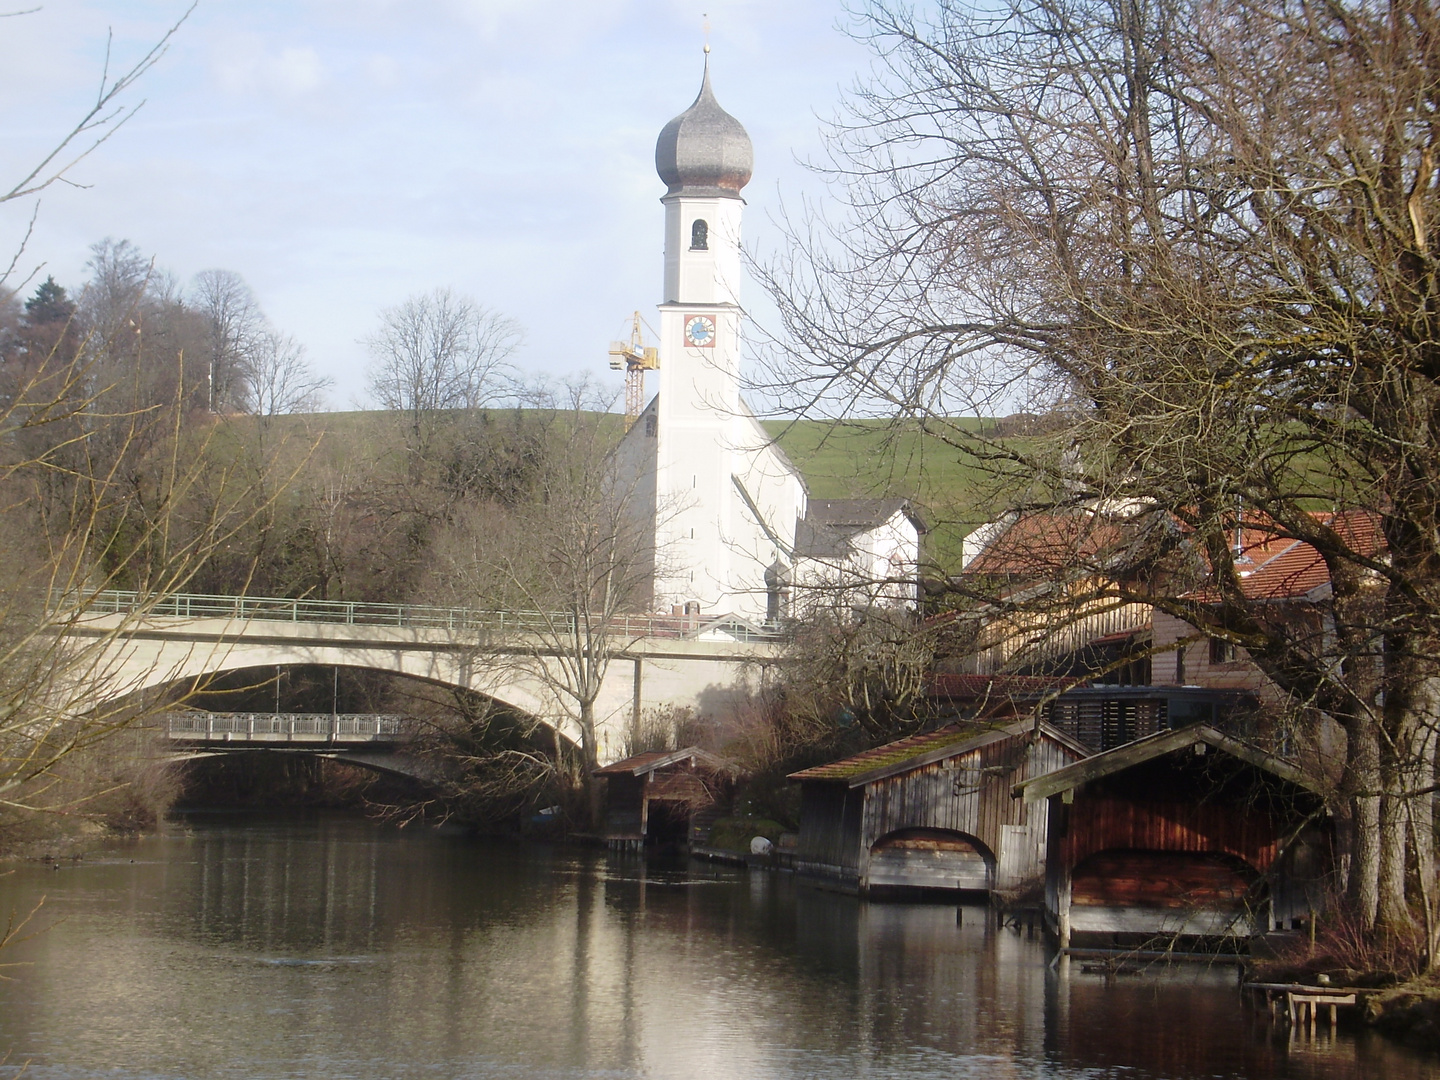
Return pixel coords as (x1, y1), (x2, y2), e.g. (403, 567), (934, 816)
(867, 827), (994, 895)
(1069, 848), (1263, 941)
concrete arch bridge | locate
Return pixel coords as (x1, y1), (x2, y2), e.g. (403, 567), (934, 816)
(75, 591), (784, 766)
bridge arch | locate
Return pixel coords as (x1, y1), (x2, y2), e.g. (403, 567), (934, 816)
(96, 634), (582, 745)
(74, 605), (783, 767)
(168, 747), (451, 790)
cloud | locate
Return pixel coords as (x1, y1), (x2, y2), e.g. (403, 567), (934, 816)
(272, 47), (325, 94)
(213, 37), (327, 98)
(365, 54), (400, 88)
(7, 0), (871, 406)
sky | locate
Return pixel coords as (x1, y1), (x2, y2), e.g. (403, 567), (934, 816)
(0, 1), (876, 409)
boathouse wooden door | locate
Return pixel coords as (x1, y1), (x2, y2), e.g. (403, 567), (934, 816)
(867, 828), (993, 892)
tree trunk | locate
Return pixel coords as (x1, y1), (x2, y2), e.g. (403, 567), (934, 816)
(1412, 682), (1439, 902)
(1345, 718), (1382, 929)
(1413, 725), (1436, 916)
(1377, 763), (1414, 934)
(579, 698), (601, 828)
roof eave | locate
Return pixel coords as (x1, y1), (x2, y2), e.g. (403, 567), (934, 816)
(1014, 723), (1321, 803)
(788, 719), (1088, 788)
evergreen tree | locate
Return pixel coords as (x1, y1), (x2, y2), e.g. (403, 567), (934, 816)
(23, 276), (75, 327)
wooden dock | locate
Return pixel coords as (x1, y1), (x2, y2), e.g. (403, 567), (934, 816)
(1244, 981), (1358, 1032)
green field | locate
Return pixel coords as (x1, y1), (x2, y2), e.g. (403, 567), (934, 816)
(760, 418), (1021, 566)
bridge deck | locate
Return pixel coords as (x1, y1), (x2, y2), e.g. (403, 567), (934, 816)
(167, 712), (412, 748)
(91, 590), (781, 643)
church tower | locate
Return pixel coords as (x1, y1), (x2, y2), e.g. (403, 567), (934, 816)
(617, 53), (806, 622)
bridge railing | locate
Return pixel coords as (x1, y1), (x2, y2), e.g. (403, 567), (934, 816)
(88, 590), (783, 643)
(166, 712), (408, 739)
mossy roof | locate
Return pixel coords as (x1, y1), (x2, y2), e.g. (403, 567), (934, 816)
(789, 724), (1002, 784)
(790, 719), (1092, 787)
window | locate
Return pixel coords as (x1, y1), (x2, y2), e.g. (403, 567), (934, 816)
(690, 219), (709, 250)
(644, 414), (657, 437)
(1209, 638), (1237, 664)
(764, 560), (790, 623)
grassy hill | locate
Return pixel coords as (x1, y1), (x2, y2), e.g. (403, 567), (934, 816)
(761, 418), (1020, 566)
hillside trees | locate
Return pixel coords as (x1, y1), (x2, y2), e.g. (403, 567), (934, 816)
(760, 0), (1440, 949)
(0, 276), (281, 821)
(4, 243), (338, 605)
(365, 288), (522, 467)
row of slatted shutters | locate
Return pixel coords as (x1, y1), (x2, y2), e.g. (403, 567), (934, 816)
(1045, 696), (1167, 752)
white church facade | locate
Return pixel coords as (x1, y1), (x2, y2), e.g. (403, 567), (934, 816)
(614, 57), (924, 625)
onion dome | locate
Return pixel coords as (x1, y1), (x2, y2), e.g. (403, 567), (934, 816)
(655, 56), (753, 199)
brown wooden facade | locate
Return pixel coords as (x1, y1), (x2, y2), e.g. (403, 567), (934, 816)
(595, 747), (740, 849)
(790, 721), (1088, 897)
(1018, 725), (1330, 948)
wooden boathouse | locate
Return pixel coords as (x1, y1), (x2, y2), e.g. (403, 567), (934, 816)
(1016, 724), (1330, 949)
(595, 747), (741, 850)
(789, 720), (1089, 897)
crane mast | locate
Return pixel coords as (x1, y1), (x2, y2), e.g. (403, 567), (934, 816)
(608, 311), (659, 430)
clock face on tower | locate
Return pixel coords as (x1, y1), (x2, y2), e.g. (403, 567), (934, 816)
(683, 314), (717, 349)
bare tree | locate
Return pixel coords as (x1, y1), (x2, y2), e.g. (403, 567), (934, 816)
(191, 269), (264, 413)
(365, 288), (521, 463)
(0, 335), (278, 815)
(77, 237), (150, 342)
(243, 329), (332, 419)
(71, 239), (212, 420)
(431, 401), (659, 822)
(759, 0), (1440, 953)
(0, 3), (285, 830)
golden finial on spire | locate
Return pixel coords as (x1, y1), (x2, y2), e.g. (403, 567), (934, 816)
(703, 13), (711, 53)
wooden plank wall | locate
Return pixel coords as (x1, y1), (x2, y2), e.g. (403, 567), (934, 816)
(1071, 850), (1252, 909)
(795, 784), (865, 886)
(858, 733), (1082, 891)
(1059, 794), (1284, 875)
(602, 774), (645, 837)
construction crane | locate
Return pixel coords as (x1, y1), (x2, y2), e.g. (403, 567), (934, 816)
(608, 312), (660, 430)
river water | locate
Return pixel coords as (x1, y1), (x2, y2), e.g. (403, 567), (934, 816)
(0, 813), (1431, 1080)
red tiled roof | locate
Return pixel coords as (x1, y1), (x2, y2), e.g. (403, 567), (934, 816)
(966, 505), (1385, 602)
(1192, 510), (1385, 602)
(964, 510), (1141, 577)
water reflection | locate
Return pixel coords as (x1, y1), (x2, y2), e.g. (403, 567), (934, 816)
(0, 814), (1429, 1080)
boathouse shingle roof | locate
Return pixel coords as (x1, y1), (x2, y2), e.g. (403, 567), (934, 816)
(789, 719), (1089, 787)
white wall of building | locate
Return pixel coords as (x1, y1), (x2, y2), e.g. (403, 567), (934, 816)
(795, 508), (924, 610)
(648, 189), (806, 623)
